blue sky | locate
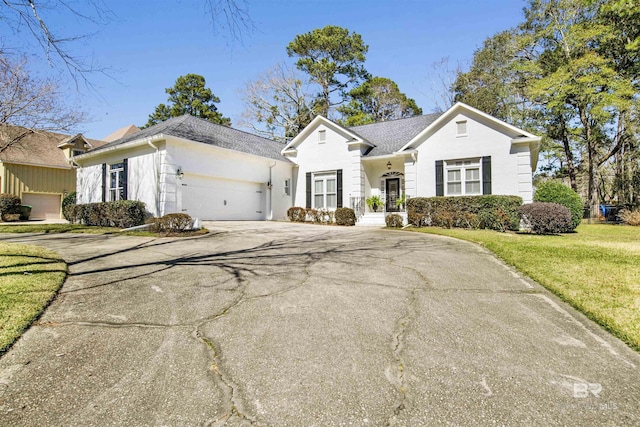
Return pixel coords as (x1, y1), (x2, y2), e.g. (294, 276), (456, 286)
(5, 0), (528, 140)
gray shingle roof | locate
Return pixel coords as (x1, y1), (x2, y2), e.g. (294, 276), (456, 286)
(88, 115), (288, 162)
(348, 112), (443, 156)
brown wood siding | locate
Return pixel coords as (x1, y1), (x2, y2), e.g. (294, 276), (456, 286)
(2, 163), (76, 197)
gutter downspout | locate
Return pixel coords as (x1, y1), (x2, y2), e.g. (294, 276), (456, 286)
(147, 140), (161, 216)
(268, 161), (276, 220)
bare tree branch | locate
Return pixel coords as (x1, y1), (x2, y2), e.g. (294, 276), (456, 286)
(203, 0), (255, 44)
(0, 53), (84, 152)
(239, 63), (316, 143)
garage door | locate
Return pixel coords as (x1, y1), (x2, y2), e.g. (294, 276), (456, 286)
(22, 193), (62, 219)
(181, 175), (265, 220)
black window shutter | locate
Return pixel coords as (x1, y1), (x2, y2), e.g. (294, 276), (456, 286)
(122, 158), (128, 200)
(435, 160), (444, 196)
(482, 156), (492, 195)
(102, 163), (107, 202)
(306, 172), (311, 208)
(336, 169), (343, 208)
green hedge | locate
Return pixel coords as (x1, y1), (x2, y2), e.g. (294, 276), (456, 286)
(68, 200), (147, 228)
(407, 195), (523, 231)
(0, 193), (21, 218)
(62, 192), (76, 221)
(534, 181), (583, 229)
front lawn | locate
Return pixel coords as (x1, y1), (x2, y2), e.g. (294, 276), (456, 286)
(411, 224), (640, 351)
(0, 242), (67, 354)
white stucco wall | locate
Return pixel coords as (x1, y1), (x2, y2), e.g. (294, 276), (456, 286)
(76, 139), (293, 220)
(286, 123), (358, 209)
(413, 112), (534, 203)
(166, 138), (293, 220)
(76, 163), (103, 204)
(75, 144), (162, 215)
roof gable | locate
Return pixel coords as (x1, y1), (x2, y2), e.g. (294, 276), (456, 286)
(399, 102), (538, 152)
(281, 115), (370, 154)
(102, 124), (140, 142)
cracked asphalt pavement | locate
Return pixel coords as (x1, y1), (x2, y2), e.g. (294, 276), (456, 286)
(0, 221), (639, 426)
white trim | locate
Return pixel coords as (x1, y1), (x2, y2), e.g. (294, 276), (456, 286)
(444, 158), (482, 196)
(0, 160), (73, 170)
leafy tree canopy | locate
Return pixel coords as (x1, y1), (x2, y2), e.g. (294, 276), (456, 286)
(144, 74), (230, 128)
(338, 76), (422, 126)
(286, 25), (369, 117)
(143, 74), (231, 128)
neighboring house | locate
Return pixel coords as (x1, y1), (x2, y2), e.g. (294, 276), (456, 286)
(103, 124), (140, 142)
(0, 128), (103, 219)
(74, 102), (540, 224)
(282, 102), (540, 224)
(74, 115), (293, 220)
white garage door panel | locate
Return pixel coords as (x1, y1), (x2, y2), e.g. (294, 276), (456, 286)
(181, 176), (264, 220)
(22, 193), (61, 219)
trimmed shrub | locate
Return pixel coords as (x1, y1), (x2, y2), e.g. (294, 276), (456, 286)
(62, 192), (76, 221)
(287, 207), (306, 222)
(518, 202), (573, 234)
(317, 208), (334, 224)
(406, 195), (522, 231)
(620, 209), (640, 226)
(534, 181), (583, 229)
(67, 200), (146, 228)
(2, 213), (20, 222)
(335, 207), (356, 226)
(385, 213), (404, 228)
(306, 208), (320, 223)
(0, 193), (21, 220)
(150, 213), (193, 232)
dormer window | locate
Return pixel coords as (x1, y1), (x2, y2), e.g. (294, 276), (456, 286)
(72, 149), (84, 157)
(318, 129), (326, 144)
(456, 120), (467, 137)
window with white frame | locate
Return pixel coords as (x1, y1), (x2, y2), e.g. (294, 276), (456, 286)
(456, 120), (467, 136)
(318, 129), (326, 144)
(445, 159), (480, 195)
(313, 172), (337, 209)
(109, 162), (126, 201)
(284, 178), (291, 196)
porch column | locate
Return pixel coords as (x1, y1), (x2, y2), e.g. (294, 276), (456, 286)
(404, 155), (418, 198)
(350, 147), (364, 199)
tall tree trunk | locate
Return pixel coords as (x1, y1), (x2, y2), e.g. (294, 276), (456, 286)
(560, 120), (578, 192)
(580, 108), (596, 223)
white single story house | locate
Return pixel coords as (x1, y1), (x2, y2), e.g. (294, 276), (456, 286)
(74, 102), (540, 224)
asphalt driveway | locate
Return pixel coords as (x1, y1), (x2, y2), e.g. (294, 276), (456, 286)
(0, 222), (638, 426)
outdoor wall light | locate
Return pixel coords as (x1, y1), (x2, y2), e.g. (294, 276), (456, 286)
(176, 167), (184, 179)
(387, 161), (392, 170)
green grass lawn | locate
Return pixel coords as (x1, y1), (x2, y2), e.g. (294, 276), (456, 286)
(411, 224), (640, 351)
(0, 242), (67, 354)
